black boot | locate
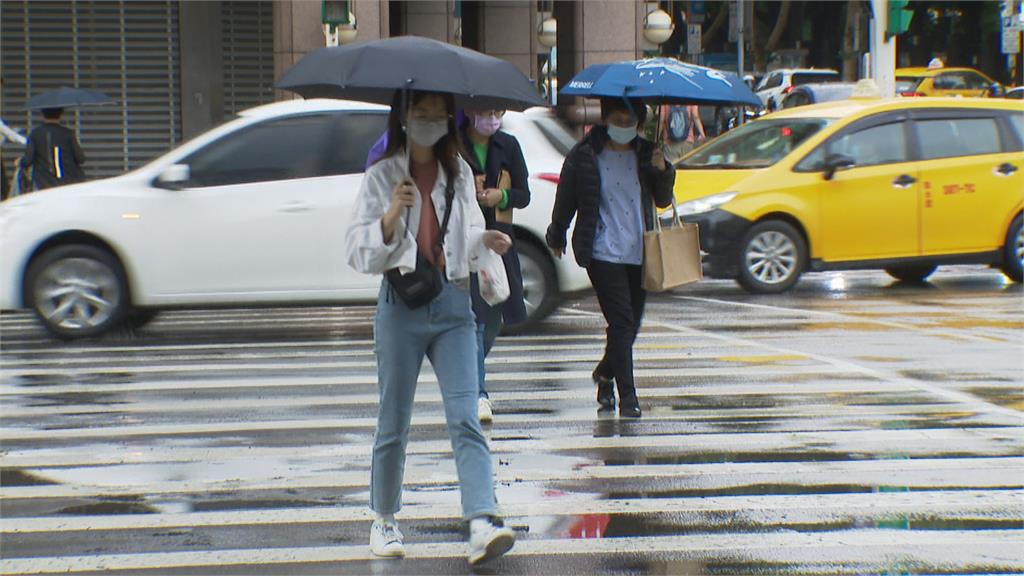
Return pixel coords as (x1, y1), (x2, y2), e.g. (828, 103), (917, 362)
(618, 384), (642, 418)
(592, 366), (615, 409)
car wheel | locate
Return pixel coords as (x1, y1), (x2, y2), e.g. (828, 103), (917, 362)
(884, 264), (937, 283)
(1001, 214), (1023, 283)
(736, 220), (807, 294)
(25, 244), (129, 339)
(505, 241), (559, 333)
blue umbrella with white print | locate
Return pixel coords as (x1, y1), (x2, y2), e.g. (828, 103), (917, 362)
(561, 57), (761, 107)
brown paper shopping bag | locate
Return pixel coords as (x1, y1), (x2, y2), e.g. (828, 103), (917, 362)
(494, 169), (513, 224)
(642, 198), (702, 292)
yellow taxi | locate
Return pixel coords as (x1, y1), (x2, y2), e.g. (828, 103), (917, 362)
(895, 66), (998, 97)
(670, 98), (1024, 293)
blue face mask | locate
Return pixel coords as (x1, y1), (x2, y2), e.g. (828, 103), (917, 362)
(607, 123), (638, 145)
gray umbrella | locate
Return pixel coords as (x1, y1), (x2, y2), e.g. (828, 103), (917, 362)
(26, 87), (115, 110)
(275, 36), (546, 111)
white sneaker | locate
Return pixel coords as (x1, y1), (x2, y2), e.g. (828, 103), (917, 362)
(468, 517), (515, 566)
(369, 519), (405, 558)
(478, 397), (493, 423)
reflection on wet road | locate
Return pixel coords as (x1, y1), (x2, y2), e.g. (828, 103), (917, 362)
(1, 267), (1022, 574)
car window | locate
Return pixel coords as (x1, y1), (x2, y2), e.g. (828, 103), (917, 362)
(830, 122), (908, 167)
(323, 112), (389, 176)
(183, 114), (333, 187)
(915, 117), (1001, 160)
(895, 77), (922, 93)
(932, 73), (966, 90)
(765, 73), (783, 89)
(792, 72), (838, 86)
(1007, 89), (1024, 100)
(681, 118), (831, 169)
(1008, 113), (1024, 146)
(960, 72), (990, 90)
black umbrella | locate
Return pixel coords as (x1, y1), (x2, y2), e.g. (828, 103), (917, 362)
(275, 36), (546, 111)
(26, 87), (116, 110)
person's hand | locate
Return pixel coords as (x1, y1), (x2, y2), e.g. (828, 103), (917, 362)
(385, 178), (416, 222)
(652, 148), (668, 171)
(477, 187), (503, 208)
(483, 230), (512, 255)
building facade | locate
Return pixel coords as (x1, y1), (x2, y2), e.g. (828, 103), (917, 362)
(0, 0), (672, 179)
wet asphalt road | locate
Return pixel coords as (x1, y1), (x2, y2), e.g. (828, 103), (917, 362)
(0, 266), (1022, 575)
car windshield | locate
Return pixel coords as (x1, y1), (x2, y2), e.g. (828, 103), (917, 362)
(895, 77), (922, 93)
(680, 118), (832, 169)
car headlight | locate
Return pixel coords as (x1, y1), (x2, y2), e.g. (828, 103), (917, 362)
(661, 192), (737, 221)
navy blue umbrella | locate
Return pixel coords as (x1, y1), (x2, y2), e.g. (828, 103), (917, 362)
(561, 58), (761, 108)
(276, 36), (546, 111)
(26, 87), (116, 110)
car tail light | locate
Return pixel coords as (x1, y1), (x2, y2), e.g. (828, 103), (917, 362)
(536, 173), (560, 185)
(783, 86), (795, 94)
(900, 91), (925, 97)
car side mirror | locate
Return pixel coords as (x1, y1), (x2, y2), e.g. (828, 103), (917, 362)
(988, 82), (1005, 98)
(155, 164), (190, 190)
(822, 153), (855, 181)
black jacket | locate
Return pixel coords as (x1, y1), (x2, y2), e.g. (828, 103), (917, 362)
(20, 123), (86, 190)
(460, 128), (531, 325)
(546, 125), (675, 268)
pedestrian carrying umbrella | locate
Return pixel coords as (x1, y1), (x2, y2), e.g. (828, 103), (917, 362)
(560, 57), (761, 108)
(275, 36), (546, 111)
(26, 87), (116, 110)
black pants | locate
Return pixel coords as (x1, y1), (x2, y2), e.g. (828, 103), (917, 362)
(586, 259), (646, 401)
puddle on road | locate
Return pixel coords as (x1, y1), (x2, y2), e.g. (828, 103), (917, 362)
(56, 501), (158, 515)
(900, 370), (1017, 383)
(967, 387), (1024, 411)
(0, 468), (57, 486)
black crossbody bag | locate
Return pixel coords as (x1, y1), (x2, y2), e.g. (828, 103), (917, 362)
(385, 173), (456, 309)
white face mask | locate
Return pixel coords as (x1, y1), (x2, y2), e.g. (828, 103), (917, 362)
(607, 122), (638, 145)
(407, 119), (449, 148)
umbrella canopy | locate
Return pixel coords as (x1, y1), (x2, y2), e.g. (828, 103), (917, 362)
(26, 87), (116, 110)
(275, 36), (546, 111)
(560, 58), (761, 108)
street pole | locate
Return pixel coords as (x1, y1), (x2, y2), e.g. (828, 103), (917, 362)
(736, 0), (744, 78)
(869, 0), (896, 98)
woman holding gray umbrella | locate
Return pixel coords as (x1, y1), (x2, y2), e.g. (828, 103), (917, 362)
(345, 89), (516, 566)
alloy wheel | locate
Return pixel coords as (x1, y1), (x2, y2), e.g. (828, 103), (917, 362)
(33, 256), (122, 331)
(745, 231), (798, 285)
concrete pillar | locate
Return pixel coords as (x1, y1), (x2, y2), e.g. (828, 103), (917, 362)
(352, 0), (389, 41)
(480, 1), (535, 79)
(405, 0), (456, 43)
(273, 0), (327, 101)
(179, 1), (224, 140)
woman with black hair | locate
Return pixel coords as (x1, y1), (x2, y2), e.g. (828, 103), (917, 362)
(546, 98), (675, 418)
(345, 90), (515, 566)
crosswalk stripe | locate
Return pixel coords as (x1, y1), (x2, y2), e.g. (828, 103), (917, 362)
(0, 389), (949, 419)
(0, 348), (779, 368)
(2, 530), (1021, 575)
(4, 489), (1020, 534)
(0, 364), (856, 395)
(4, 457), (1020, 501)
(4, 426), (1020, 468)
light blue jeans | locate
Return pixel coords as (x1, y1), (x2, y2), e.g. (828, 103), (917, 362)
(475, 304), (503, 400)
(371, 279), (499, 521)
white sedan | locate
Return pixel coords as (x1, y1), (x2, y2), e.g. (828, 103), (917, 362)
(0, 99), (589, 339)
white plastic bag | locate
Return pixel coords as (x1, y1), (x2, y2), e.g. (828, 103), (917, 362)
(478, 249), (510, 306)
